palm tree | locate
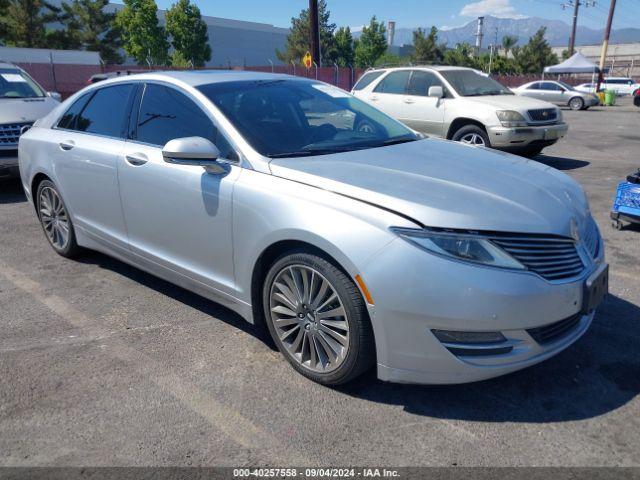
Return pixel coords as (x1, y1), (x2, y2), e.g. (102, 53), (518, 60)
(502, 35), (518, 57)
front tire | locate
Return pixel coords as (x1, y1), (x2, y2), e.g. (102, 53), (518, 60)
(262, 250), (375, 385)
(36, 180), (80, 258)
(452, 124), (491, 148)
(569, 97), (585, 110)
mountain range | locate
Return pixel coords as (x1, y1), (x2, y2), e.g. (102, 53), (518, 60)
(384, 15), (640, 48)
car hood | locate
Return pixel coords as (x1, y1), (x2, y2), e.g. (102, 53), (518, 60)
(0, 97), (59, 124)
(466, 94), (557, 111)
(269, 138), (589, 236)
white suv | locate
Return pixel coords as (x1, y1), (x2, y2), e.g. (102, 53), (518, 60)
(0, 61), (60, 178)
(352, 66), (568, 157)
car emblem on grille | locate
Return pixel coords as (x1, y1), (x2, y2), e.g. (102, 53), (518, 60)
(542, 110), (548, 117)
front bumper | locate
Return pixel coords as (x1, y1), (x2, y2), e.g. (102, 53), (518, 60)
(487, 122), (568, 148)
(360, 237), (605, 385)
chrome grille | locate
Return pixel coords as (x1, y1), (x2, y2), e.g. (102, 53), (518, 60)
(527, 108), (557, 123)
(0, 122), (32, 146)
(490, 235), (584, 281)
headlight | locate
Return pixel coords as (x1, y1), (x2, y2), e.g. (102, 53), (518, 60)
(496, 110), (528, 127)
(391, 228), (525, 270)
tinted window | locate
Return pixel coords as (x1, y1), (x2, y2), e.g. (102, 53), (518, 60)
(136, 84), (236, 159)
(197, 80), (416, 158)
(75, 84), (135, 137)
(374, 71), (410, 94)
(57, 93), (92, 130)
(352, 71), (385, 91)
(407, 71), (443, 96)
(540, 82), (561, 91)
(527, 83), (541, 90)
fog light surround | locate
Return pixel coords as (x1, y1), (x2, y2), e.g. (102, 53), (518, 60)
(431, 329), (506, 344)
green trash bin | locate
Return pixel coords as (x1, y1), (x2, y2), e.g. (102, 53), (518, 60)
(605, 89), (616, 106)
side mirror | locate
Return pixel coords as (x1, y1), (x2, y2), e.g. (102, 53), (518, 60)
(428, 86), (444, 98)
(48, 91), (62, 102)
(162, 136), (225, 172)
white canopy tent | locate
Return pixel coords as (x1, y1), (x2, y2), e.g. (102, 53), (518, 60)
(544, 52), (600, 74)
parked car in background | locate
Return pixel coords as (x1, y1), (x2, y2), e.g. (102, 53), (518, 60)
(88, 70), (146, 84)
(513, 80), (599, 110)
(601, 77), (640, 96)
(352, 66), (567, 157)
(0, 61), (60, 178)
(574, 82), (599, 94)
(19, 71), (607, 385)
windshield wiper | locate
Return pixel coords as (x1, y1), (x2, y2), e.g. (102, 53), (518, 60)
(380, 136), (419, 146)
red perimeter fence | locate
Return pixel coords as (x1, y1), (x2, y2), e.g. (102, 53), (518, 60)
(15, 61), (595, 100)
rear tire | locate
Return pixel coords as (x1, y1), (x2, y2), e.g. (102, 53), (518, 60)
(36, 180), (81, 258)
(569, 97), (585, 111)
(262, 249), (375, 385)
(451, 124), (491, 148)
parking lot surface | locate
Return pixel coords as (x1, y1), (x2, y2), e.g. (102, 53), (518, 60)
(1, 98), (639, 467)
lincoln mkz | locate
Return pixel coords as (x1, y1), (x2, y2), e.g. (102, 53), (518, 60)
(19, 71), (608, 385)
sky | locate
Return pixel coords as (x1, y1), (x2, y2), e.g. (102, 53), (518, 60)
(146, 0), (640, 31)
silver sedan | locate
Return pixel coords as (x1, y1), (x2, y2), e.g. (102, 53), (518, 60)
(514, 80), (600, 110)
(18, 71), (608, 385)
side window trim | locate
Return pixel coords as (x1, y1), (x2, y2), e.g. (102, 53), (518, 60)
(129, 81), (241, 163)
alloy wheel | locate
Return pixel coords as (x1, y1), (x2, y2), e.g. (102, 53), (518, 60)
(570, 97), (584, 110)
(39, 186), (70, 250)
(269, 265), (350, 373)
(459, 132), (486, 146)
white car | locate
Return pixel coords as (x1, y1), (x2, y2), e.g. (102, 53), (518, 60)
(576, 78), (640, 96)
(352, 66), (567, 158)
(0, 61), (61, 178)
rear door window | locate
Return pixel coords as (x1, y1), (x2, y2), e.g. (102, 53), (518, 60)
(374, 71), (411, 95)
(57, 92), (92, 130)
(75, 84), (135, 138)
(352, 71), (385, 91)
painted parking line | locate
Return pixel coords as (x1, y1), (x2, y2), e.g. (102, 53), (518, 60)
(0, 261), (311, 465)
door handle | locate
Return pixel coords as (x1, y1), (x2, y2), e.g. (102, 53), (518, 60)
(369, 95), (378, 102)
(59, 140), (75, 151)
(404, 98), (415, 104)
(125, 153), (148, 166)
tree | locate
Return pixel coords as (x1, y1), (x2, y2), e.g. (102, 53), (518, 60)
(165, 0), (211, 67)
(51, 0), (123, 64)
(276, 0), (336, 66)
(443, 42), (479, 68)
(354, 16), (387, 68)
(513, 27), (558, 74)
(115, 0), (169, 66)
(501, 35), (518, 57)
(0, 0), (58, 48)
(334, 26), (354, 67)
(411, 27), (444, 64)
(0, 0), (9, 42)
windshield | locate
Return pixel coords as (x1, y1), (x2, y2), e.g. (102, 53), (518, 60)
(0, 69), (45, 98)
(440, 70), (512, 97)
(197, 79), (417, 158)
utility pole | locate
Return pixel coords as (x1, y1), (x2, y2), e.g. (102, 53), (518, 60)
(309, 0), (321, 67)
(474, 16), (485, 56)
(562, 0), (595, 56)
(597, 0), (617, 90)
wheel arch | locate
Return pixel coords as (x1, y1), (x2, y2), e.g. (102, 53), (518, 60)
(250, 239), (358, 329)
(30, 171), (53, 213)
(446, 117), (487, 140)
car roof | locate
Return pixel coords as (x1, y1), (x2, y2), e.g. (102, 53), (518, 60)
(90, 69), (297, 88)
(368, 65), (477, 73)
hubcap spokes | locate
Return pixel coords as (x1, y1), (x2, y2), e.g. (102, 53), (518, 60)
(270, 265), (349, 373)
(460, 133), (485, 146)
(39, 187), (69, 250)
